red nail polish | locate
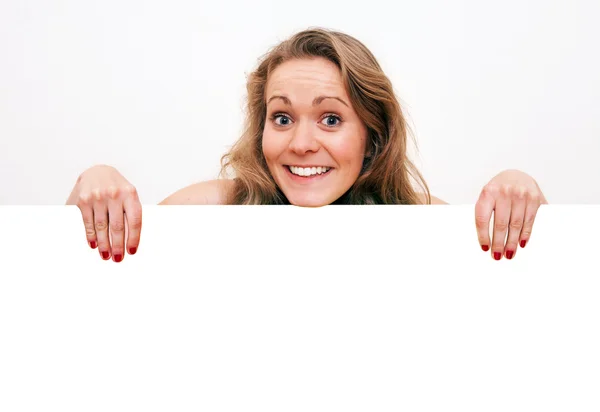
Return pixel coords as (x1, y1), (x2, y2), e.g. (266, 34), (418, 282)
(493, 252), (501, 260)
(101, 251), (110, 260)
(506, 250), (514, 259)
(520, 240), (527, 248)
(90, 241), (97, 249)
(114, 254), (123, 263)
(129, 247), (137, 255)
(481, 245), (489, 252)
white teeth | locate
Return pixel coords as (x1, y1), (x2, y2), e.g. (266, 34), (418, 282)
(289, 166), (331, 177)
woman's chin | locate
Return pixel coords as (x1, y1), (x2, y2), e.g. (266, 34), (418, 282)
(283, 190), (335, 207)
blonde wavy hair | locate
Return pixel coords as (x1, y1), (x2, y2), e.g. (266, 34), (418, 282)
(219, 27), (431, 205)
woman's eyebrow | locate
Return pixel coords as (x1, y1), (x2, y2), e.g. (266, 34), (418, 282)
(266, 95), (349, 107)
(266, 95), (292, 106)
(313, 95), (348, 107)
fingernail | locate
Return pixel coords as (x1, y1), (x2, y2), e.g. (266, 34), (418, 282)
(101, 251), (110, 260)
(114, 254), (123, 263)
(129, 247), (137, 255)
(506, 250), (514, 259)
(90, 241), (97, 249)
(520, 240), (527, 248)
(493, 252), (502, 260)
(481, 245), (489, 252)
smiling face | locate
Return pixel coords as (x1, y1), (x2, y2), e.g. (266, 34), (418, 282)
(261, 57), (368, 207)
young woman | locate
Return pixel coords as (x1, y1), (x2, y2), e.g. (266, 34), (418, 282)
(66, 28), (548, 263)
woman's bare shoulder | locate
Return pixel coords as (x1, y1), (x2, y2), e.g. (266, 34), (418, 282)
(417, 193), (448, 205)
(158, 179), (235, 205)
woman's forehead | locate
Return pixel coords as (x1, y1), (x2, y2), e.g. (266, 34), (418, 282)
(265, 58), (347, 100)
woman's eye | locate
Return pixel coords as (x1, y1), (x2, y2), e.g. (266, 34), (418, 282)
(274, 114), (292, 126)
(321, 115), (341, 127)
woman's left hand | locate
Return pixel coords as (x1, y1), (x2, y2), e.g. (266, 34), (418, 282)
(475, 169), (547, 260)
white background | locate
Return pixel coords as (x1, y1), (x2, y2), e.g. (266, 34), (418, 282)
(1, 205), (599, 411)
(1, 0), (599, 205)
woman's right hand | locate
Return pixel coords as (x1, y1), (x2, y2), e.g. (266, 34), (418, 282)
(67, 165), (142, 262)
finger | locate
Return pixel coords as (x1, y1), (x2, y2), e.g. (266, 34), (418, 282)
(77, 192), (97, 249)
(123, 185), (142, 255)
(504, 187), (527, 260)
(491, 185), (512, 260)
(92, 190), (111, 260)
(520, 192), (542, 248)
(107, 188), (126, 263)
(475, 185), (497, 252)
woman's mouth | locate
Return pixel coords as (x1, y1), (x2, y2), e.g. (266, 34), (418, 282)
(284, 165), (333, 180)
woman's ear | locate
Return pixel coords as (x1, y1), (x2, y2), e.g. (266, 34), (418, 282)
(364, 130), (377, 159)
(364, 140), (373, 159)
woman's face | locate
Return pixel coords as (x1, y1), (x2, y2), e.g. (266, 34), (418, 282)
(261, 57), (368, 207)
